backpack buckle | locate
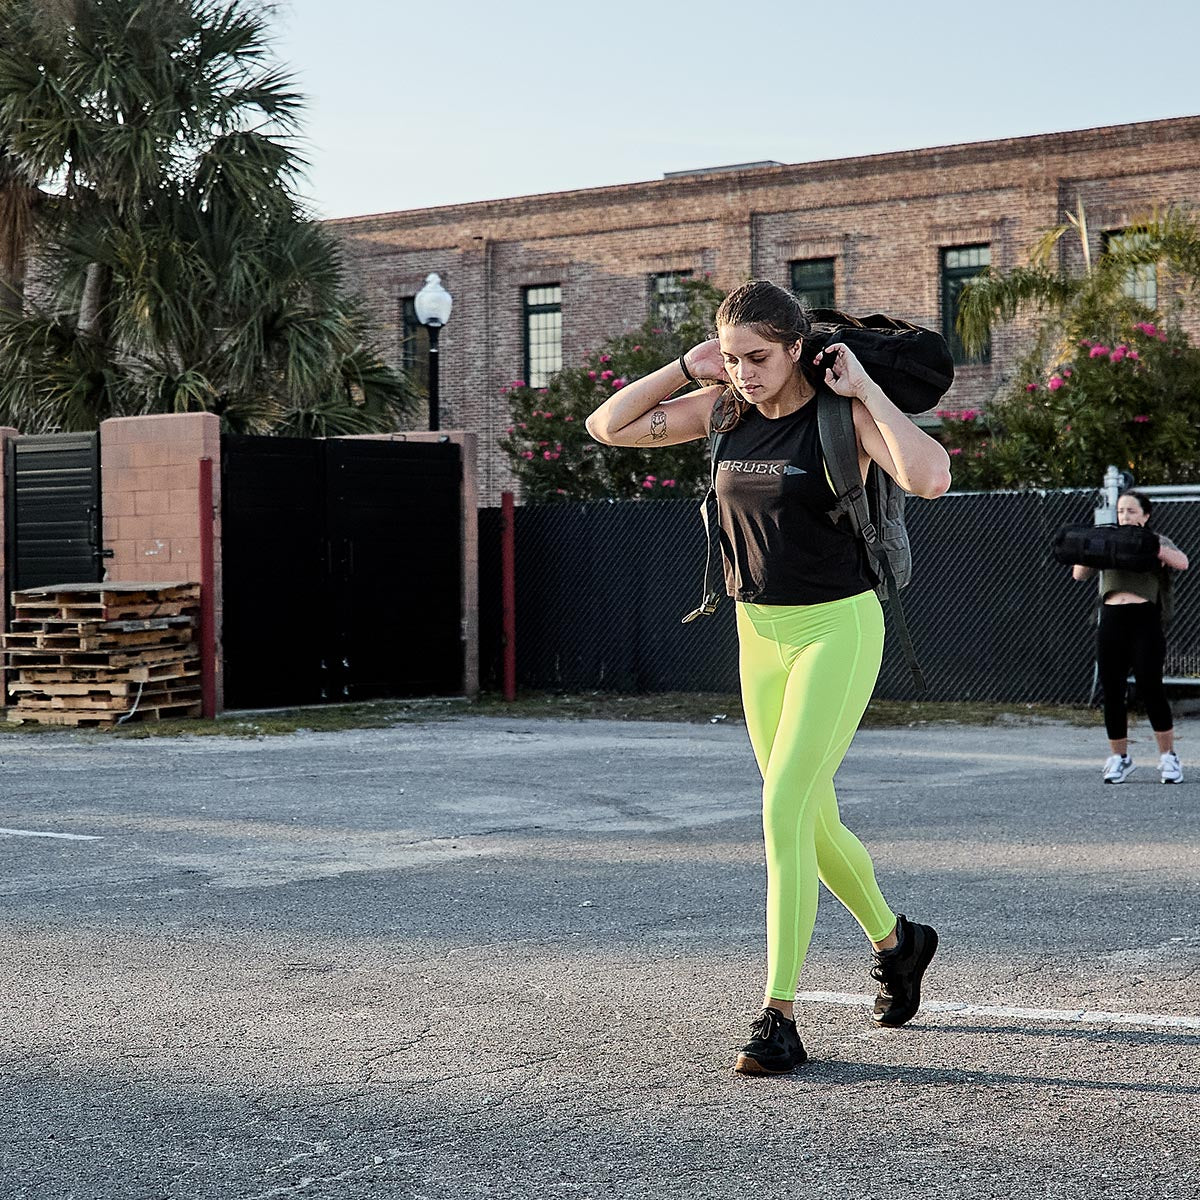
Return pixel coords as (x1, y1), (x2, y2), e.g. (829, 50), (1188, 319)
(681, 594), (721, 623)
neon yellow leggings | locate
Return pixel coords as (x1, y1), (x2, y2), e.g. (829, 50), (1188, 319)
(737, 591), (896, 1002)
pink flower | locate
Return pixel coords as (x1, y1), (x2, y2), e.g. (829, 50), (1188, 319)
(506, 426), (514, 434)
(521, 450), (534, 460)
(1079, 339), (1093, 348)
(1063, 368), (1072, 377)
(512, 379), (526, 388)
(1089, 345), (1109, 358)
(949, 448), (963, 456)
(1109, 346), (1127, 363)
(599, 355), (611, 364)
(544, 412), (554, 419)
(960, 409), (980, 421)
(1127, 349), (1139, 360)
(518, 422), (527, 429)
(1135, 322), (1158, 338)
(611, 378), (626, 390)
(600, 369), (613, 381)
(538, 388), (548, 394)
(651, 327), (663, 334)
(1133, 414), (1151, 423)
(1159, 332), (1168, 342)
(538, 440), (548, 447)
(1047, 376), (1064, 391)
(587, 370), (597, 379)
(633, 344), (642, 351)
(543, 450), (553, 460)
(1064, 424), (1072, 432)
(661, 479), (676, 488)
(1025, 384), (1039, 393)
(564, 415), (575, 422)
(642, 479), (654, 489)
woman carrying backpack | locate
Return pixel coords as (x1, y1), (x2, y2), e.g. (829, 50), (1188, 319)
(1072, 490), (1189, 784)
(585, 280), (951, 1074)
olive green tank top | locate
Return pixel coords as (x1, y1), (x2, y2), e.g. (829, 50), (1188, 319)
(1099, 533), (1177, 603)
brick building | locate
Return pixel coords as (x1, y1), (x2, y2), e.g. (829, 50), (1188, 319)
(328, 115), (1200, 504)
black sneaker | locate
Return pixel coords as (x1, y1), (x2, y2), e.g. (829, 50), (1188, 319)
(871, 914), (938, 1027)
(733, 1007), (808, 1075)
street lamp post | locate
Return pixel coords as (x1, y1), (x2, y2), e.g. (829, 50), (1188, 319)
(414, 272), (453, 431)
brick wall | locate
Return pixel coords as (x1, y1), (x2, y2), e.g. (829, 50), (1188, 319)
(328, 116), (1200, 505)
(99, 413), (222, 708)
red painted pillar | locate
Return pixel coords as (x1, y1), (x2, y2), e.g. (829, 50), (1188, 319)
(501, 491), (516, 702)
(198, 457), (217, 719)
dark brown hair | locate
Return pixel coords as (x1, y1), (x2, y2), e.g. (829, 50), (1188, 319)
(709, 280), (812, 434)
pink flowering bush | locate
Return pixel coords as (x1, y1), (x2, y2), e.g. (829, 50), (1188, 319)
(499, 277), (725, 500)
(939, 319), (1200, 488)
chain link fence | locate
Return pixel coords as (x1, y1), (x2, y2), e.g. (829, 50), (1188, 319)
(479, 488), (1200, 703)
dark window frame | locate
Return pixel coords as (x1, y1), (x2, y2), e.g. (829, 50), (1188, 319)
(789, 258), (836, 311)
(400, 296), (430, 396)
(648, 269), (694, 330)
(941, 244), (991, 366)
(522, 284), (563, 388)
(1101, 228), (1158, 309)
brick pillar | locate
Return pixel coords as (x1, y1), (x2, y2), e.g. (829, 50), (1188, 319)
(348, 430), (479, 698)
(99, 413), (224, 710)
(0, 425), (19, 705)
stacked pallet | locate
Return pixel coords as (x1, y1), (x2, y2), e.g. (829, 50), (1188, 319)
(3, 582), (202, 726)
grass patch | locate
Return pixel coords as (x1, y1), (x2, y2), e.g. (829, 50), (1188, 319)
(0, 692), (1104, 738)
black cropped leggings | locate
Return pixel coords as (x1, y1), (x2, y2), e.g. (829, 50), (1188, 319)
(1097, 603), (1172, 740)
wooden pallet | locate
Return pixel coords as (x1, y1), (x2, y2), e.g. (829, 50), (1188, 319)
(3, 582), (204, 727)
(3, 624), (194, 652)
(10, 582), (200, 624)
(13, 689), (201, 713)
(6, 700), (203, 727)
(9, 672), (200, 700)
(15, 657), (200, 686)
(3, 629), (195, 664)
(9, 614), (196, 634)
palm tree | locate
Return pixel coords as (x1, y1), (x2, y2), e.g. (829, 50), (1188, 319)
(0, 0), (411, 433)
(956, 200), (1200, 367)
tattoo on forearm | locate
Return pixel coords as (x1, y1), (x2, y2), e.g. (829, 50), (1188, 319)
(637, 411), (668, 445)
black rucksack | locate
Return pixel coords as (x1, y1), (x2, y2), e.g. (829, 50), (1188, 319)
(803, 309), (955, 416)
(682, 312), (954, 692)
(1051, 524), (1161, 573)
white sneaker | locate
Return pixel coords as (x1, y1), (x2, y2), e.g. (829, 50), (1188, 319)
(1160, 752), (1183, 784)
(1103, 754), (1134, 784)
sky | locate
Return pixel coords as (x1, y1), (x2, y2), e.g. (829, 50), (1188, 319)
(270, 0), (1200, 220)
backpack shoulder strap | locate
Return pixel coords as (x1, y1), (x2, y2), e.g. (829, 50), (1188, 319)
(681, 428), (725, 623)
(816, 391), (927, 692)
(816, 391), (873, 538)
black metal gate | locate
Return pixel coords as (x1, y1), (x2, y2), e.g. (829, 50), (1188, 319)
(4, 433), (104, 593)
(221, 435), (463, 709)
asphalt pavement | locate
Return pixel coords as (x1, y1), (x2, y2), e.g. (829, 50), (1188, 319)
(1, 714), (1197, 1200)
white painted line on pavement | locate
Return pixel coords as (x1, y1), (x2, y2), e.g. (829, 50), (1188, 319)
(797, 990), (1200, 1030)
(0, 827), (103, 841)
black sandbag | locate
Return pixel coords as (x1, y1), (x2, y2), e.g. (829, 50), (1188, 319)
(1052, 524), (1161, 572)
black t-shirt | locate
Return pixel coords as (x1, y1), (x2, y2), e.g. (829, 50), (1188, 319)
(714, 398), (874, 604)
